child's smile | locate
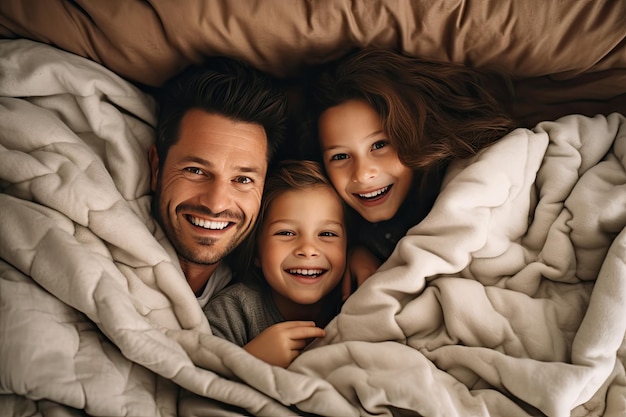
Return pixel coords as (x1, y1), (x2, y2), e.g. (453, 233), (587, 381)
(319, 99), (413, 223)
(258, 186), (346, 310)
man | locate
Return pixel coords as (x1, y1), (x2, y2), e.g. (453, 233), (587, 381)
(149, 57), (288, 307)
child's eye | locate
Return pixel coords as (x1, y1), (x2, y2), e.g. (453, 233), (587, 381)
(330, 153), (349, 161)
(371, 140), (388, 151)
(275, 230), (295, 236)
(320, 231), (339, 237)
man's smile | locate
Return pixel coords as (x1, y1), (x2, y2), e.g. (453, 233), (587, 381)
(187, 215), (231, 230)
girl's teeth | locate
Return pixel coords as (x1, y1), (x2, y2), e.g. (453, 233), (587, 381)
(359, 186), (389, 198)
(189, 216), (228, 230)
(288, 269), (323, 276)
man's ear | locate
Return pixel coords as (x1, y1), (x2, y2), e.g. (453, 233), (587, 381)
(148, 145), (159, 192)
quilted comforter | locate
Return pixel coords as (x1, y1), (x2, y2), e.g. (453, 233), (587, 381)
(1, 38), (625, 417)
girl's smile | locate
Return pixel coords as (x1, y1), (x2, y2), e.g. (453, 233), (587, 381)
(353, 184), (393, 206)
(318, 99), (413, 223)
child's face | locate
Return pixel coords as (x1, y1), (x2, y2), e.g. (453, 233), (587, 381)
(258, 186), (346, 306)
(318, 99), (413, 223)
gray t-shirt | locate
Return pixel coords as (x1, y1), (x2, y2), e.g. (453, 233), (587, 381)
(204, 282), (284, 347)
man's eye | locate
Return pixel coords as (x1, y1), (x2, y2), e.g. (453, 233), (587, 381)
(184, 167), (204, 175)
(372, 140), (388, 151)
(234, 176), (252, 184)
(330, 153), (348, 161)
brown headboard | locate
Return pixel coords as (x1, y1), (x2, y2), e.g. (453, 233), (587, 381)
(1, 0), (624, 126)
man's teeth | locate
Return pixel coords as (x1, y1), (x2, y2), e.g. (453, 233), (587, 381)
(359, 186), (389, 198)
(189, 216), (228, 230)
(288, 269), (324, 276)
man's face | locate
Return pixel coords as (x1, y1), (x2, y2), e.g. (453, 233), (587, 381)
(150, 109), (268, 269)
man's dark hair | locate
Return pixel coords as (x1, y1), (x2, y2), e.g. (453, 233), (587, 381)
(154, 56), (288, 167)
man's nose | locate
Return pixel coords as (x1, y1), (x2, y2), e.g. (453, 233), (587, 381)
(198, 181), (233, 214)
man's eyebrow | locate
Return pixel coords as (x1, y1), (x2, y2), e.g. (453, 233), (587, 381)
(181, 156), (263, 174)
(237, 166), (263, 174)
(181, 155), (211, 166)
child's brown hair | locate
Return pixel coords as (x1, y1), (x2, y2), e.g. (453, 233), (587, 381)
(229, 159), (346, 283)
(307, 48), (517, 172)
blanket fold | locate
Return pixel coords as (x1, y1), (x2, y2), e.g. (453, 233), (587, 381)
(1, 39), (625, 417)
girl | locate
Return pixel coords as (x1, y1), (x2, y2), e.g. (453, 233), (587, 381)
(303, 48), (517, 285)
(204, 160), (348, 368)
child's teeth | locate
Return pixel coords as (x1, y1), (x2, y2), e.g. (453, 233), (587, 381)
(360, 186), (389, 198)
(289, 269), (323, 276)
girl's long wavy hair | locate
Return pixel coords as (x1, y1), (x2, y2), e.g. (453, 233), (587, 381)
(305, 48), (517, 172)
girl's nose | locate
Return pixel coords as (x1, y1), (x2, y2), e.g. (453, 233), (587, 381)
(352, 159), (377, 183)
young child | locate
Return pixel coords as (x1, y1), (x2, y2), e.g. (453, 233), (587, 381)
(204, 160), (348, 368)
(304, 48), (518, 284)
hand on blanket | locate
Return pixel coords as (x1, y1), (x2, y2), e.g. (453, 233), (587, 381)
(342, 245), (381, 301)
(243, 321), (326, 367)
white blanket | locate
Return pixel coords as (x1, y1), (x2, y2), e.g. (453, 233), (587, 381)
(1, 39), (625, 417)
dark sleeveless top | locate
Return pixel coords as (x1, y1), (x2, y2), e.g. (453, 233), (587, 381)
(349, 164), (447, 263)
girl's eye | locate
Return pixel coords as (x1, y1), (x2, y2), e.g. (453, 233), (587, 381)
(330, 153), (349, 161)
(275, 230), (295, 236)
(320, 231), (339, 237)
(185, 167), (204, 175)
(372, 140), (388, 151)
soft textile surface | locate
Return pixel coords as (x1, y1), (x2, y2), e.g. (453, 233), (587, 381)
(1, 0), (625, 127)
(1, 39), (626, 417)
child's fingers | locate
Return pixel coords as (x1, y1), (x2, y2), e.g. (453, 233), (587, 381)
(288, 325), (326, 342)
(276, 320), (317, 329)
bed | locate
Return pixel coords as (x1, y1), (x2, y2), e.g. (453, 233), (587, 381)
(1, 2), (625, 416)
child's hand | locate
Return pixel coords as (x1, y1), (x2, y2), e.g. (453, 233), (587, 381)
(243, 321), (325, 368)
(342, 245), (381, 301)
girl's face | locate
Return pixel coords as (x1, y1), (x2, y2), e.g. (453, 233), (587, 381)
(258, 186), (346, 308)
(318, 99), (413, 223)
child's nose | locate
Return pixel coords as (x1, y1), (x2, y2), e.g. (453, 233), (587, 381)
(295, 239), (320, 257)
(352, 159), (377, 183)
